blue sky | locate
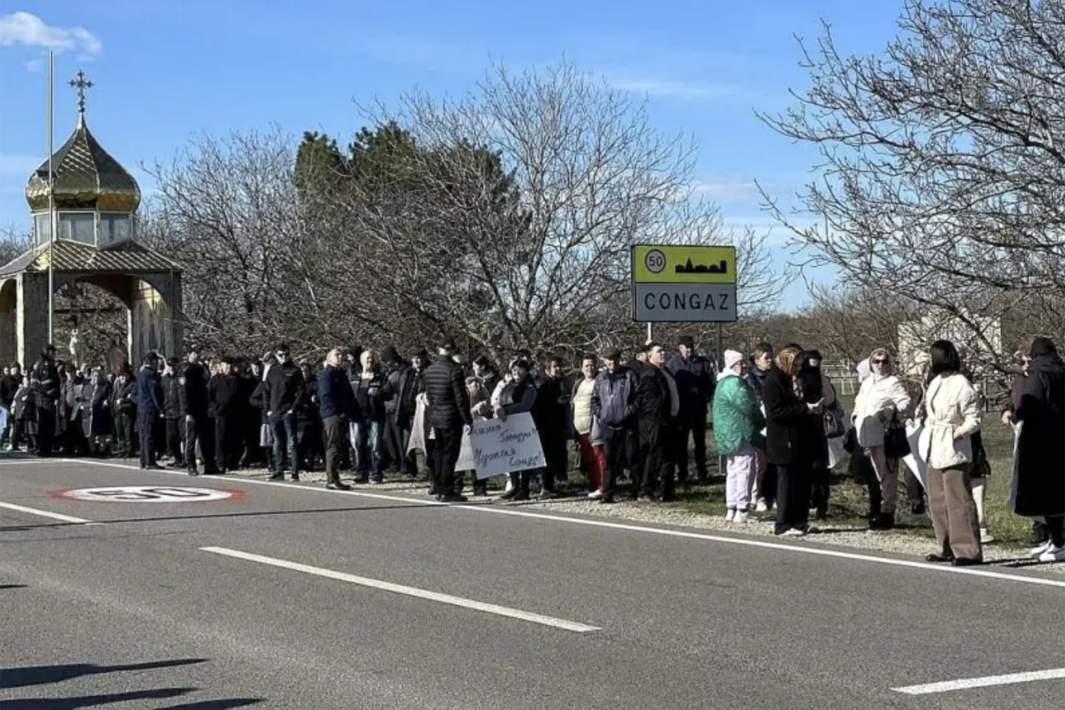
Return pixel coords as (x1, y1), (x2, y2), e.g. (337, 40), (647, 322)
(0, 1), (905, 304)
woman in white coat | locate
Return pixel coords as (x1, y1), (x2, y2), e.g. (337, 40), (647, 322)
(918, 340), (983, 566)
(852, 348), (912, 529)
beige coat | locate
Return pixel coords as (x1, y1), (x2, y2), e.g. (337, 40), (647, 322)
(918, 373), (981, 470)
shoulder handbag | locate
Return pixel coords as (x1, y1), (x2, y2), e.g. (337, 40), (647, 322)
(823, 402), (847, 439)
(884, 418), (911, 458)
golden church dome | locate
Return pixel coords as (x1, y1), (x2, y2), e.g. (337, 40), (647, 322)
(24, 114), (141, 214)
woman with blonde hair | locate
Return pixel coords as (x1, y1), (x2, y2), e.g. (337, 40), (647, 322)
(763, 345), (823, 536)
(853, 347), (912, 529)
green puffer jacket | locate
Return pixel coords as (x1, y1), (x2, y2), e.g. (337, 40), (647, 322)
(712, 373), (765, 456)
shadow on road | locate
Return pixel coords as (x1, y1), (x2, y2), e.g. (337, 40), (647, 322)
(1, 658), (207, 689)
(155, 700), (264, 709)
(2, 686), (194, 708)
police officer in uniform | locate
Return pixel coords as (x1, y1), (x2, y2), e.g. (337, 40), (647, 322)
(30, 345), (59, 456)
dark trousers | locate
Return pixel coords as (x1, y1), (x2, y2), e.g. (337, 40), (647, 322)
(165, 417), (184, 464)
(114, 410), (134, 457)
(677, 412), (709, 482)
(432, 425), (462, 493)
(36, 407), (55, 455)
(184, 413), (216, 472)
(601, 426), (629, 498)
(638, 419), (676, 498)
(1047, 516), (1065, 548)
(810, 465), (831, 515)
(215, 414), (241, 470)
(776, 461), (812, 534)
(322, 415), (344, 482)
(11, 419), (30, 451)
(270, 412), (299, 475)
(382, 414), (403, 472)
(65, 414), (87, 455)
(138, 411), (158, 467)
(540, 429), (568, 491)
(398, 419), (418, 477)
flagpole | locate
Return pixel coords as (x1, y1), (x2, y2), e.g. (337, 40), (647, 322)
(47, 50), (55, 347)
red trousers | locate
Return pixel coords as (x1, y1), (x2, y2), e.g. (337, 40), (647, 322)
(578, 434), (606, 492)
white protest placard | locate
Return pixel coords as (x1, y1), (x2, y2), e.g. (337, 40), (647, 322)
(471, 412), (545, 480)
(901, 421), (926, 488)
(456, 429), (476, 472)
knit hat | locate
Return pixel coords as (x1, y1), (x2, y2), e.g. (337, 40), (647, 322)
(723, 349), (744, 372)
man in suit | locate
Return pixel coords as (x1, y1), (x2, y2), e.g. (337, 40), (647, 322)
(135, 352), (165, 470)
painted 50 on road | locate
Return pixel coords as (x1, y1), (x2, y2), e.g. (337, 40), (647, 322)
(51, 486), (242, 503)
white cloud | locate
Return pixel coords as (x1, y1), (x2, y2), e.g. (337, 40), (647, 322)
(609, 77), (738, 100)
(0, 11), (101, 58)
(690, 177), (760, 203)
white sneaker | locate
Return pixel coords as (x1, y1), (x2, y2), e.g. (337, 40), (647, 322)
(1028, 541), (1052, 558)
(1038, 545), (1065, 563)
(725, 508), (736, 523)
(734, 511), (749, 524)
(587, 489), (604, 500)
(780, 528), (806, 537)
(754, 498), (768, 513)
(979, 528), (994, 545)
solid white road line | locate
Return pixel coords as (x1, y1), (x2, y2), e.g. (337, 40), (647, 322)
(0, 500), (95, 524)
(892, 667), (1065, 695)
(44, 459), (1065, 590)
(200, 545), (600, 633)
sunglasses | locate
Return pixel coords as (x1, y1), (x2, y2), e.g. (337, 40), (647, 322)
(873, 358), (889, 364)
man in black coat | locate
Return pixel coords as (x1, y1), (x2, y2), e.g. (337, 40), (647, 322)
(179, 346), (217, 476)
(318, 347), (354, 490)
(533, 354), (571, 497)
(208, 357), (242, 473)
(379, 345), (407, 473)
(161, 357), (184, 466)
(395, 350), (429, 481)
(424, 339), (472, 502)
(635, 343), (680, 501)
(135, 352), (165, 469)
(30, 346), (59, 456)
(263, 343), (306, 481)
(666, 335), (715, 485)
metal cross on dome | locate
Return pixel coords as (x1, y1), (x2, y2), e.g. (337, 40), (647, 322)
(69, 69), (93, 115)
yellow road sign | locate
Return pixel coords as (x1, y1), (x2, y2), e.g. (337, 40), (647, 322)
(631, 245), (737, 284)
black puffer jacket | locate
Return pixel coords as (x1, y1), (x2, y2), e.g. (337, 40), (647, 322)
(424, 355), (472, 429)
(162, 373), (182, 418)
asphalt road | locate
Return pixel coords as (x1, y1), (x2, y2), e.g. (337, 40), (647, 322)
(2, 453), (1063, 709)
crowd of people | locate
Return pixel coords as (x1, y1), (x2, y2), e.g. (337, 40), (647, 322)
(0, 333), (1061, 564)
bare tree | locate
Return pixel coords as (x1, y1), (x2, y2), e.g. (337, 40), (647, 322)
(141, 130), (308, 356)
(761, 0), (1065, 363)
(337, 62), (787, 359)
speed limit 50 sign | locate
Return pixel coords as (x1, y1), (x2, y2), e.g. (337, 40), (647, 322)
(631, 244), (737, 323)
(51, 486), (242, 503)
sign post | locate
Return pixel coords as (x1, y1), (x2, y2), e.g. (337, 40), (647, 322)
(631, 245), (738, 325)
